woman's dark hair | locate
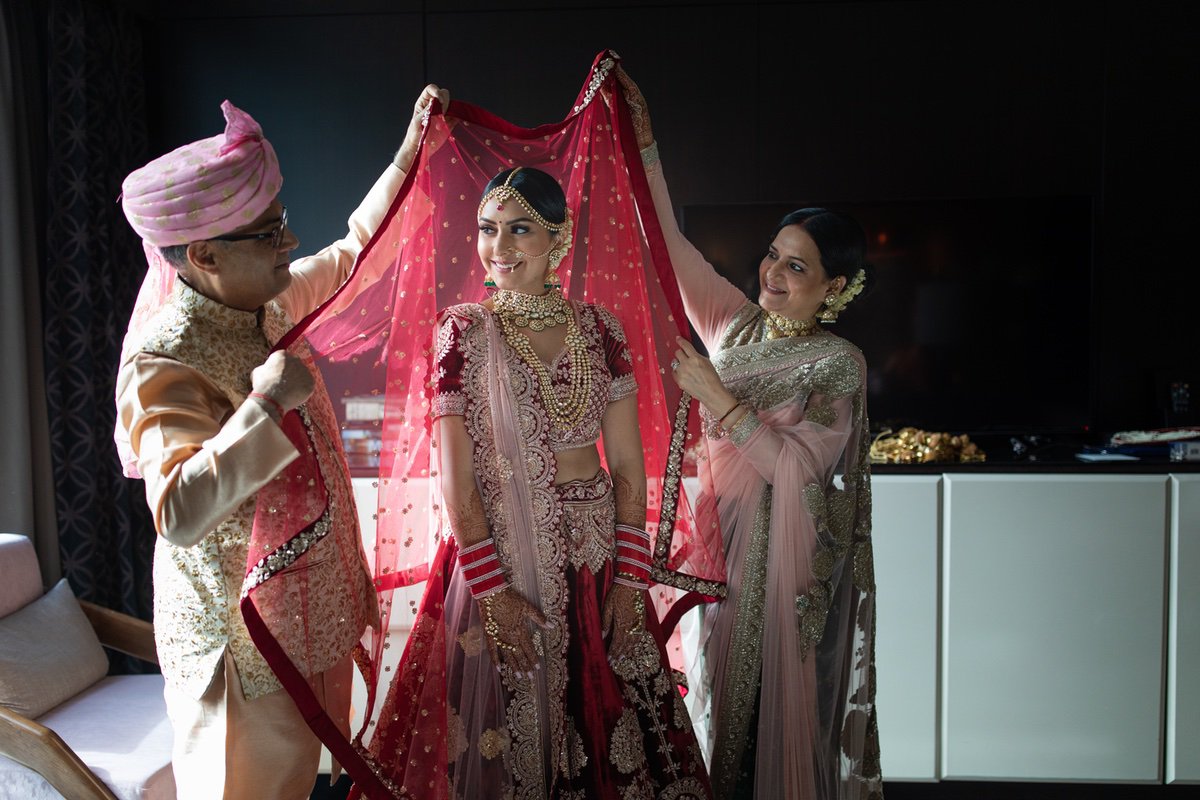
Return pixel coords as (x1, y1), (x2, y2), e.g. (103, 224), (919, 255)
(482, 167), (567, 227)
(772, 208), (875, 294)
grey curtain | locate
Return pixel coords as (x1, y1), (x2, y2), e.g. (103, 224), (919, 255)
(40, 0), (156, 637)
(1, 0), (59, 586)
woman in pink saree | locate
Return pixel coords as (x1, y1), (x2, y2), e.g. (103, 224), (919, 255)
(620, 73), (884, 800)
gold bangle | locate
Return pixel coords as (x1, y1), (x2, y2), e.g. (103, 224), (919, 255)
(716, 402), (740, 425)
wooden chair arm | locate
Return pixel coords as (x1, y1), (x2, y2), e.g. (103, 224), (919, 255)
(0, 705), (118, 800)
(78, 601), (158, 666)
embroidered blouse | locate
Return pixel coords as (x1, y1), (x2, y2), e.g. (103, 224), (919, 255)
(431, 300), (636, 452)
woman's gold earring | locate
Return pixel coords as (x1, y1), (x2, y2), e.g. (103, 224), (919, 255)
(818, 294), (840, 323)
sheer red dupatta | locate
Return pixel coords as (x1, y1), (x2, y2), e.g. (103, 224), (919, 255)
(256, 51), (725, 796)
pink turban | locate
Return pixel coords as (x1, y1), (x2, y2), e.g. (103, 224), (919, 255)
(120, 100), (282, 247)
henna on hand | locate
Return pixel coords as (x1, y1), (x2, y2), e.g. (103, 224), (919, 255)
(446, 488), (491, 548)
(611, 470), (647, 530)
(479, 587), (548, 676)
(616, 66), (654, 150)
(602, 583), (648, 664)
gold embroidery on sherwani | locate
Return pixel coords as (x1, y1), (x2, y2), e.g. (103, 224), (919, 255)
(135, 283), (375, 701)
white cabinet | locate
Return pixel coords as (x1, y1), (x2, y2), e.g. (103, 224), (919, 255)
(939, 474), (1168, 782)
(1168, 475), (1200, 784)
(871, 475), (941, 781)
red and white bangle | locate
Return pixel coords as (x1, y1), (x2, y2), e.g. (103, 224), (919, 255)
(459, 537), (511, 599)
(614, 524), (653, 590)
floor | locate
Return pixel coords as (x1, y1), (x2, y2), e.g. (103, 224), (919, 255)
(312, 778), (1199, 799)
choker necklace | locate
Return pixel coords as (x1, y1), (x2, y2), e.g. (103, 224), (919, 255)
(493, 288), (591, 430)
(492, 288), (571, 331)
(764, 311), (820, 339)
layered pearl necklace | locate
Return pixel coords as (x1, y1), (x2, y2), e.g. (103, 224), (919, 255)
(764, 310), (820, 339)
(493, 288), (591, 430)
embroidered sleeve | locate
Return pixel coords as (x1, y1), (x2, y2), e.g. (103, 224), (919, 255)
(431, 309), (471, 419)
(594, 305), (638, 403)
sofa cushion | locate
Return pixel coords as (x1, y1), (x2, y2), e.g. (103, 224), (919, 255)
(0, 674), (175, 800)
(0, 578), (109, 718)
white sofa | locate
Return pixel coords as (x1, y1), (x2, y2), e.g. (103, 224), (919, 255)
(0, 533), (175, 799)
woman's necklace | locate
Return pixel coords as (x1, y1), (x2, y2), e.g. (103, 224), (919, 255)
(493, 288), (592, 430)
(492, 287), (571, 331)
(764, 310), (820, 339)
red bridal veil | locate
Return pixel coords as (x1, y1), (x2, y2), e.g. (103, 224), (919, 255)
(251, 51), (726, 796)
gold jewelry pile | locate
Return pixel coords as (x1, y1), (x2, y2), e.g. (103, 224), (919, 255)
(764, 311), (820, 339)
(494, 288), (591, 430)
(869, 427), (986, 464)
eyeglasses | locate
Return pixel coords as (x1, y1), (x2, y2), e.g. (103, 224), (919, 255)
(211, 206), (288, 249)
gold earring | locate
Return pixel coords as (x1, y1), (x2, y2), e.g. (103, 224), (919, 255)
(818, 293), (841, 323)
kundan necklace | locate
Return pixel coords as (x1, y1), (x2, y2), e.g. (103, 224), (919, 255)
(493, 288), (591, 430)
(764, 310), (820, 339)
(492, 286), (571, 331)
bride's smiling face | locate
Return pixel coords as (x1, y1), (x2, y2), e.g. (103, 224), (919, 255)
(477, 197), (558, 295)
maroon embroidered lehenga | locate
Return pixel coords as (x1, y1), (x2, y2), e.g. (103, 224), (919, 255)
(357, 300), (709, 798)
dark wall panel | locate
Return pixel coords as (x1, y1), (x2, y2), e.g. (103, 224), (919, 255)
(144, 12), (423, 250)
(132, 0), (1197, 433)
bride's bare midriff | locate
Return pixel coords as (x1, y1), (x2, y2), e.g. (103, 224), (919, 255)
(554, 444), (603, 485)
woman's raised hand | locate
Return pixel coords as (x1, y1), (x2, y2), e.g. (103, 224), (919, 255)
(616, 66), (654, 150)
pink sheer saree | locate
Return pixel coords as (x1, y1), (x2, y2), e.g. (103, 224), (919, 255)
(269, 51), (725, 797)
(643, 160), (883, 799)
(698, 311), (880, 800)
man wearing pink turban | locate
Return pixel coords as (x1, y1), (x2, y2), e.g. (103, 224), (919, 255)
(115, 86), (445, 800)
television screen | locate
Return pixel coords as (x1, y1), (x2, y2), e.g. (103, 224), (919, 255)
(681, 197), (1094, 435)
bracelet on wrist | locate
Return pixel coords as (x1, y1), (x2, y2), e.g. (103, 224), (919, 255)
(716, 401), (740, 425)
(640, 141), (660, 167)
(459, 537), (511, 599)
(705, 401), (753, 440)
(726, 409), (758, 443)
(614, 524), (652, 588)
(614, 572), (649, 590)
